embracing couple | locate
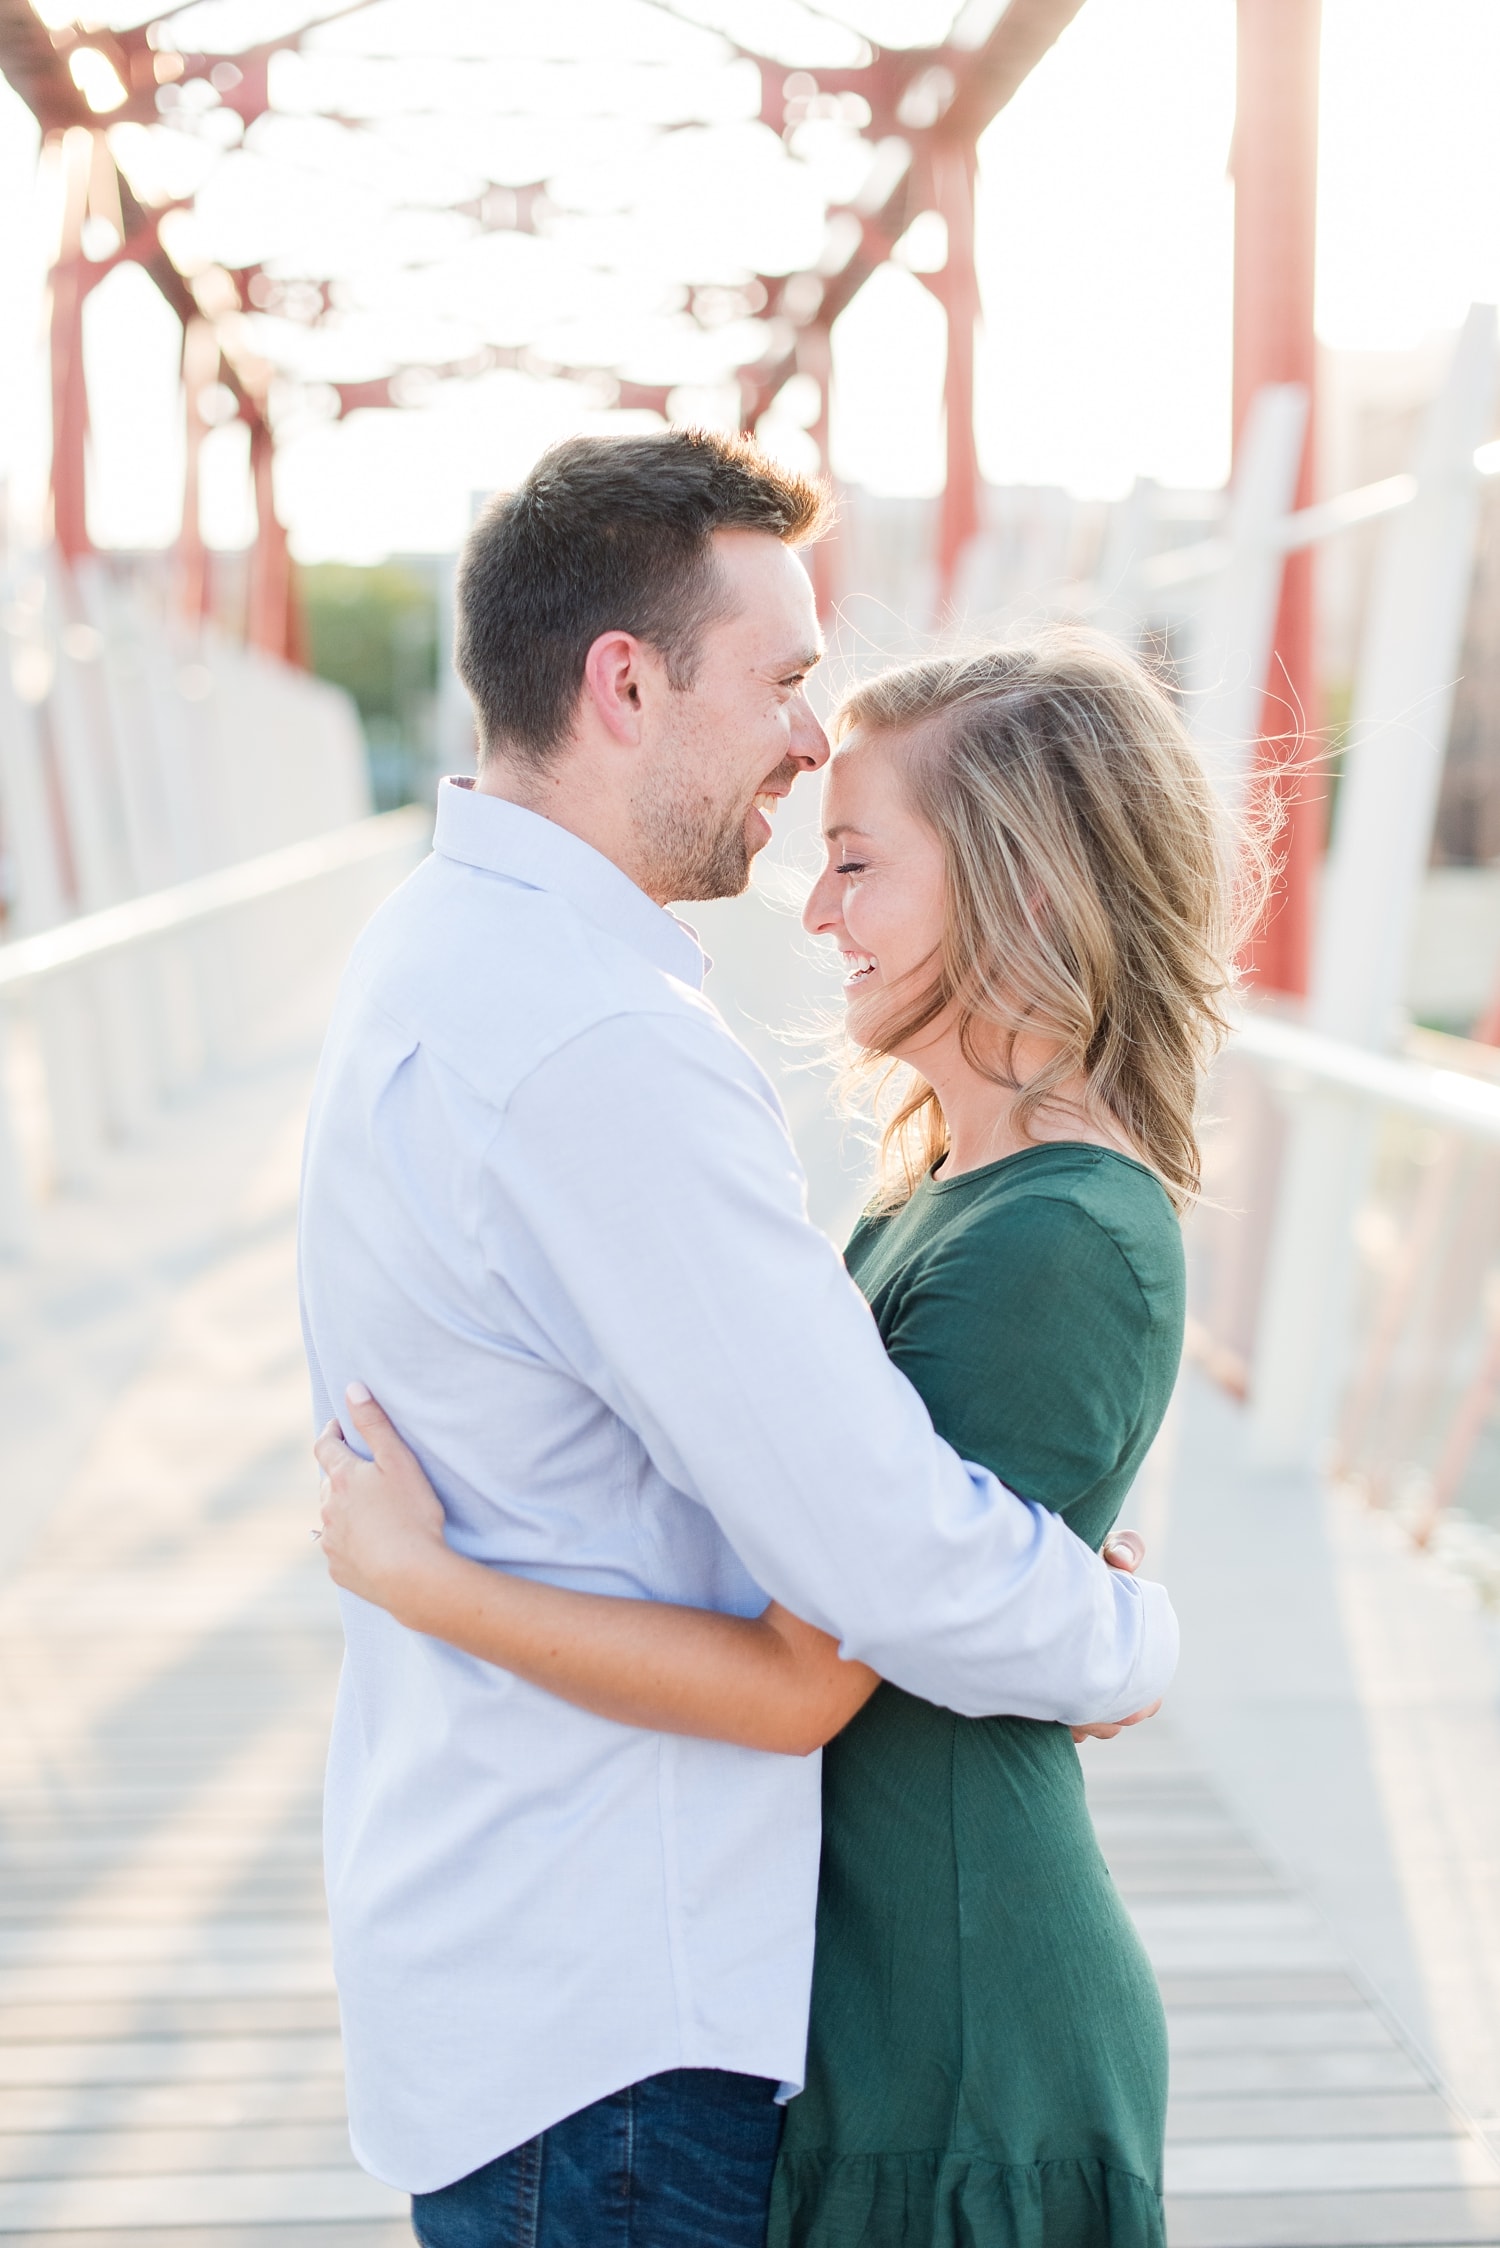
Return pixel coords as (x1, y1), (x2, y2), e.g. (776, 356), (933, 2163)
(299, 429), (1236, 2248)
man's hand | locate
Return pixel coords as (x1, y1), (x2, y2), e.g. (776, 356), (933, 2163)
(1071, 1530), (1162, 1744)
(314, 1384), (454, 1628)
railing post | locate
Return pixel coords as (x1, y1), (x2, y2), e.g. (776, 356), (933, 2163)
(1186, 383), (1308, 808)
(1092, 478), (1160, 648)
(1311, 304), (1500, 1048)
(0, 1005), (32, 1255)
(152, 934), (209, 1096)
(31, 975), (106, 1189)
(90, 956), (160, 1137)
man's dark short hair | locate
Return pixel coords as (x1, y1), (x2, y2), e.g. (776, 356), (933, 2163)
(454, 428), (830, 765)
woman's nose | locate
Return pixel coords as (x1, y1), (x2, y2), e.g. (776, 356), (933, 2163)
(803, 866), (841, 936)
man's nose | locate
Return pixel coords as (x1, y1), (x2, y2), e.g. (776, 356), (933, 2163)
(789, 691), (830, 772)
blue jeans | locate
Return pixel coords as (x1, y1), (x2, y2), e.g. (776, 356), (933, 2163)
(410, 2067), (784, 2248)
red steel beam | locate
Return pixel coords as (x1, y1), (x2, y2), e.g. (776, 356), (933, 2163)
(732, 1), (1092, 606)
(49, 131), (91, 561)
(1233, 0), (1323, 998)
(941, 0), (1089, 142)
(923, 140), (981, 601)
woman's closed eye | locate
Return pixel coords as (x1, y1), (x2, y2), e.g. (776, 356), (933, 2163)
(834, 860), (868, 877)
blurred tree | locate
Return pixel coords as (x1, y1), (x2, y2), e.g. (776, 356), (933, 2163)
(298, 564), (439, 810)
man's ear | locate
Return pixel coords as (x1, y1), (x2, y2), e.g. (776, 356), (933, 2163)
(580, 631), (648, 747)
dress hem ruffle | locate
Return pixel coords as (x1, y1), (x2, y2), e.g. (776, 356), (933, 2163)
(769, 2148), (1165, 2248)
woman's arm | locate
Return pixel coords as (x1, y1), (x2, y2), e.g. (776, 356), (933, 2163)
(314, 1388), (878, 1757)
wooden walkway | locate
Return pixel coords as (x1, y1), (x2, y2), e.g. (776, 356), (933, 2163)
(1, 1061), (1497, 2242)
(1085, 1731), (1500, 2246)
(0, 1056), (407, 2244)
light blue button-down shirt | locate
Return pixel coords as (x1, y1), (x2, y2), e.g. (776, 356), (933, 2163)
(298, 777), (1178, 2194)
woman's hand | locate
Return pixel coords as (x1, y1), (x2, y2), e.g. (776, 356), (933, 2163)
(314, 1384), (454, 1628)
(1071, 1530), (1161, 1744)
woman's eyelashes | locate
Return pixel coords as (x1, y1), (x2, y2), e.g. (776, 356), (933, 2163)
(834, 860), (868, 877)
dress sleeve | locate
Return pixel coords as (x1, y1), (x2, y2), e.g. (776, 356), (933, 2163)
(877, 1194), (1157, 1542)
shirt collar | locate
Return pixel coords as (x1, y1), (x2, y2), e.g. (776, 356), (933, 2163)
(433, 777), (707, 990)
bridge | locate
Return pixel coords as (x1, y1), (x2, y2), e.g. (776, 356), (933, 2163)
(4, 0), (1500, 2239)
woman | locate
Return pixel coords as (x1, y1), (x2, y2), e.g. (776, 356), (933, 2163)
(316, 630), (1241, 2247)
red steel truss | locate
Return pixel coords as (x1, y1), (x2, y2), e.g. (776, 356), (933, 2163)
(1, 0), (1326, 792)
(0, 0), (1090, 654)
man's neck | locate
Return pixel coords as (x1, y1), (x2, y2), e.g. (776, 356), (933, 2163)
(472, 756), (667, 905)
(473, 744), (560, 806)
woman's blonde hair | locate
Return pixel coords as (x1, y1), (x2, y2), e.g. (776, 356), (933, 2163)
(836, 629), (1255, 1213)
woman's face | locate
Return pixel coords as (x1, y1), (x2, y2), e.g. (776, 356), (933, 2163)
(802, 728), (949, 1053)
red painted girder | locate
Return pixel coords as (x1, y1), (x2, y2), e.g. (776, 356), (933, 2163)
(1233, 0), (1322, 999)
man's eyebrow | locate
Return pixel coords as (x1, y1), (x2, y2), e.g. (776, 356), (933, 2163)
(773, 643), (824, 675)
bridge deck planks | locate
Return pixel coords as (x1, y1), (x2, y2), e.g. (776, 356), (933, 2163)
(1085, 1728), (1500, 2245)
(0, 1095), (410, 2242)
(0, 1610), (407, 2240)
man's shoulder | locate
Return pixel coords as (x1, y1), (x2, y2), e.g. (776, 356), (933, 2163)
(335, 850), (745, 1107)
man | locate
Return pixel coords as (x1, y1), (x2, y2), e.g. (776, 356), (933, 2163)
(298, 429), (1176, 2246)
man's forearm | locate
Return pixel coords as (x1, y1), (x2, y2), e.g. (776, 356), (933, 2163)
(813, 1487), (1180, 1725)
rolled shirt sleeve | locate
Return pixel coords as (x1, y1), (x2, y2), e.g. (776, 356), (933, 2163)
(479, 1003), (1178, 1726)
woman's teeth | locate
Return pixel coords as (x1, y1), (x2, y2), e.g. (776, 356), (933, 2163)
(841, 952), (877, 986)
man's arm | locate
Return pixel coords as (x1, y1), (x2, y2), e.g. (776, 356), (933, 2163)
(476, 1003), (1177, 1725)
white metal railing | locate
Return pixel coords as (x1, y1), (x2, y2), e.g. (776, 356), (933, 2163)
(0, 809), (427, 991)
(1145, 437), (1500, 595)
(1192, 1010), (1500, 1595)
(1232, 1009), (1500, 1142)
(0, 805), (430, 1250)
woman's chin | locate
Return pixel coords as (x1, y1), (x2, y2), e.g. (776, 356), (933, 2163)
(842, 988), (882, 1046)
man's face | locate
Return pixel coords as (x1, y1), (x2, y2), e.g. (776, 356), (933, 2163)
(636, 530), (828, 903)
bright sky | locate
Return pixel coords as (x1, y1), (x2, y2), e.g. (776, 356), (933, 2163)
(2, 0), (1499, 560)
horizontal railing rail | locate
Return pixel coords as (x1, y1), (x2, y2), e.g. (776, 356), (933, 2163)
(1231, 1008), (1500, 1141)
(0, 804), (431, 1248)
(1142, 441), (1500, 594)
(0, 805), (429, 991)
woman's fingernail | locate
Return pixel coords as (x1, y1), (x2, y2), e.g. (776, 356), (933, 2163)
(346, 1381), (372, 1405)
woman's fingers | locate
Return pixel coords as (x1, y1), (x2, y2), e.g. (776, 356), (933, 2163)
(1102, 1529), (1145, 1574)
(1071, 1695), (1163, 1745)
(343, 1382), (409, 1470)
(313, 1420), (354, 1477)
(312, 1389), (412, 1491)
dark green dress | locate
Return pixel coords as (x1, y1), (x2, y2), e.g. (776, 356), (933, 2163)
(769, 1143), (1183, 2248)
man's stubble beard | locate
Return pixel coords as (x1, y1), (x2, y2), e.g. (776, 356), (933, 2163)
(637, 789), (754, 904)
(636, 739), (801, 906)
